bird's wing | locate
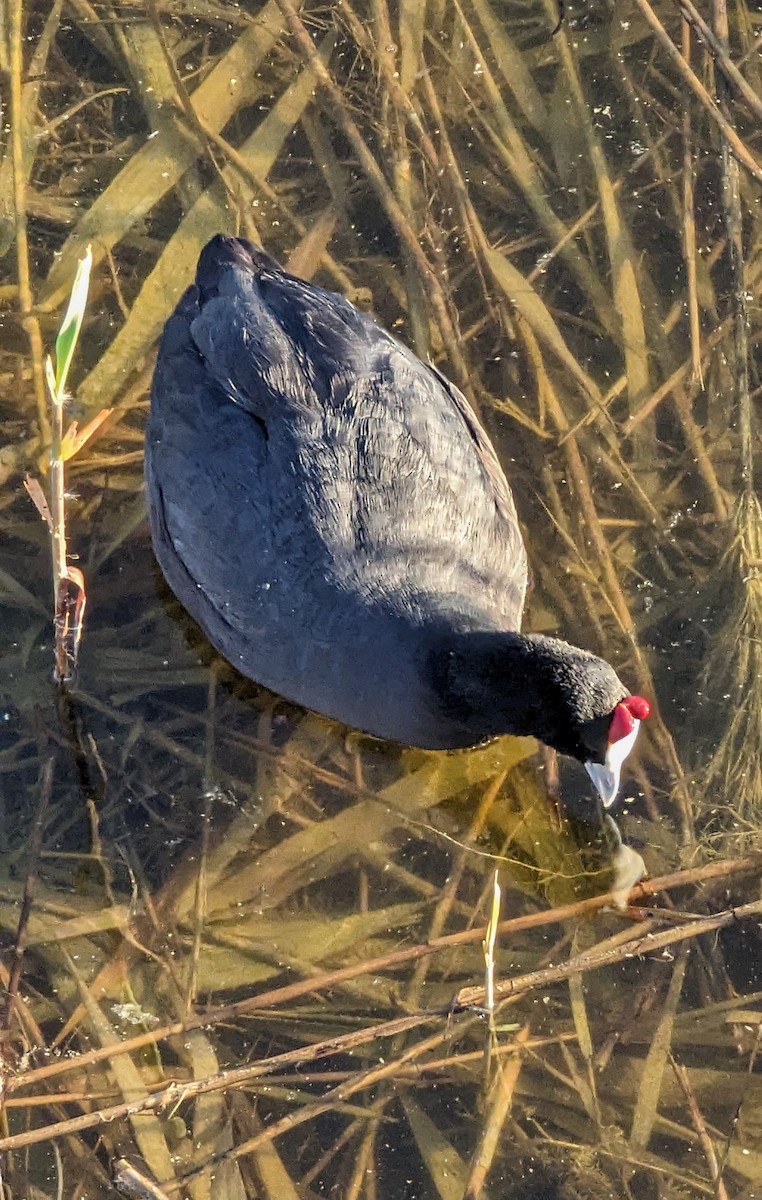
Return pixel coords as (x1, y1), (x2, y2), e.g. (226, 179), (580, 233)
(309, 349), (529, 627)
(424, 362), (521, 531)
(159, 238), (527, 627)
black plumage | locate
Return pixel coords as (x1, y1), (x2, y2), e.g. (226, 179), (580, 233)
(146, 236), (641, 792)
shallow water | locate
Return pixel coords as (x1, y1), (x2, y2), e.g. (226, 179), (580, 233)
(0, 1), (761, 1197)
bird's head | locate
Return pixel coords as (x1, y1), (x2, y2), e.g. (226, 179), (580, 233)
(502, 636), (652, 808)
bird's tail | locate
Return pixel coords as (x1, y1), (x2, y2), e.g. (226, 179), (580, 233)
(196, 235), (281, 299)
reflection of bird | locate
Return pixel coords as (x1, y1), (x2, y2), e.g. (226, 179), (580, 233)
(145, 236), (649, 806)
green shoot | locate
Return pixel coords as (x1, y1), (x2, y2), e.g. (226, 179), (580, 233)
(25, 245), (94, 684)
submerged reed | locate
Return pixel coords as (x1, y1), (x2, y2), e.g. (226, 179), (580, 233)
(1, 0), (761, 1195)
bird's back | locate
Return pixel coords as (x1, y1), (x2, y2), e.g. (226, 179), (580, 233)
(145, 236), (528, 746)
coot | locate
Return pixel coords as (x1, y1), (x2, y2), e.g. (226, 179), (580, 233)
(145, 235), (649, 806)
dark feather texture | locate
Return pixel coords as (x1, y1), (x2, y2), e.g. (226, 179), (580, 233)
(146, 235), (629, 760)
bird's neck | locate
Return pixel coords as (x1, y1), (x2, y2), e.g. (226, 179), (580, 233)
(427, 628), (568, 747)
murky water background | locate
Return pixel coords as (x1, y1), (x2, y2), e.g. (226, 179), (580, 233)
(1, 0), (761, 1196)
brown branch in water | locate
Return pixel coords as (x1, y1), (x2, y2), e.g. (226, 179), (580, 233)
(167, 1021), (465, 1193)
(6, 854), (761, 1099)
(453, 895), (762, 1009)
(0, 1011), (435, 1152)
(2, 895), (761, 1155)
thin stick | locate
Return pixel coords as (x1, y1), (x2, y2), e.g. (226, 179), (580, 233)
(403, 769), (507, 1009)
(184, 677), (215, 1016)
(169, 1020), (473, 1192)
(465, 1025), (530, 1199)
(3, 898), (761, 1155)
(622, 320), (728, 436)
(0, 1012), (440, 1152)
(669, 1053), (729, 1200)
(453, 896), (762, 1009)
(337, 0), (440, 170)
(6, 855), (761, 1097)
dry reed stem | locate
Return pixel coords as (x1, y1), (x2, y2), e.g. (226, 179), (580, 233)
(631, 0), (762, 183)
(561, 236), (726, 444)
(337, 0), (440, 171)
(681, 19), (704, 388)
(547, 0), (651, 419)
(3, 896), (761, 1156)
(630, 946), (689, 1151)
(62, 946), (177, 1185)
(435, 10), (617, 339)
(9, 0), (49, 441)
(702, 496), (762, 821)
(41, 2), (288, 307)
(419, 74), (499, 322)
(713, 12), (753, 496)
(622, 321), (728, 437)
(699, 0), (762, 828)
(403, 770), (507, 1010)
(390, 1030), (575, 1081)
(0, 1013), (450, 1154)
(677, 0), (762, 125)
(170, 1022), (472, 1192)
(0, 960), (47, 1063)
(344, 1114), (380, 1200)
(466, 0), (547, 131)
(295, 1112), (364, 1190)
(541, 411), (631, 633)
(671, 385), (728, 523)
(541, 384), (694, 843)
(0, 758), (53, 1035)
(146, 0), (237, 204)
(566, 938), (601, 1126)
(6, 855), (761, 1098)
(464, 1023), (531, 1198)
(669, 1053), (730, 1200)
(273, 0), (472, 395)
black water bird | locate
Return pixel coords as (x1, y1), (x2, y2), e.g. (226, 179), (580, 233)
(145, 235), (650, 806)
